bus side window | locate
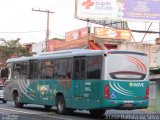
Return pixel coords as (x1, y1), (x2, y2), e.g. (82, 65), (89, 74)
(53, 59), (72, 80)
(46, 60), (54, 78)
(87, 56), (102, 79)
(74, 57), (86, 80)
(40, 60), (54, 79)
(29, 61), (38, 79)
(58, 59), (68, 79)
(40, 61), (47, 78)
(74, 59), (80, 80)
(81, 58), (86, 79)
(54, 60), (59, 79)
(13, 63), (21, 79)
(20, 62), (28, 79)
(66, 59), (73, 79)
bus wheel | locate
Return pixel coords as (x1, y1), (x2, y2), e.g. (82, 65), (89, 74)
(44, 105), (52, 111)
(56, 95), (68, 114)
(15, 96), (23, 108)
(89, 109), (106, 116)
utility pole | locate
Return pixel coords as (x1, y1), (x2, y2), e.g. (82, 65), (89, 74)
(32, 8), (54, 52)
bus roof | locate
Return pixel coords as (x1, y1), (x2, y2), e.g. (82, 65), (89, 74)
(6, 49), (147, 63)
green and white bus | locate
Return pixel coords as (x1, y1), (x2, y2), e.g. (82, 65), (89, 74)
(2, 49), (149, 116)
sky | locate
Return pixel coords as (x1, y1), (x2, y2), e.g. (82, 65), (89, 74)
(0, 0), (89, 43)
(0, 0), (159, 44)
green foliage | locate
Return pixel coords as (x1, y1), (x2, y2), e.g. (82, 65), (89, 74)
(0, 38), (31, 61)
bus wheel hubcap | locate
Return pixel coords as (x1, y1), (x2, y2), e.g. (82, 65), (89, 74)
(58, 101), (64, 112)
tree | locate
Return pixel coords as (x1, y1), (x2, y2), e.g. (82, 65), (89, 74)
(0, 38), (31, 67)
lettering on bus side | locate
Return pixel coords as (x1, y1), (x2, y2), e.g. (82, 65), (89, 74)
(85, 82), (91, 86)
(84, 82), (92, 92)
(84, 94), (89, 97)
(129, 82), (144, 87)
(85, 87), (91, 92)
(124, 100), (134, 103)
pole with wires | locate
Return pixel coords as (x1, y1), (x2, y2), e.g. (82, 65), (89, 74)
(32, 8), (55, 52)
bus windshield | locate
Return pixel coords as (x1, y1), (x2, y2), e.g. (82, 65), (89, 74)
(107, 52), (148, 80)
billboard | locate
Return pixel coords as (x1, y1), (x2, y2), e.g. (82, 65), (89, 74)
(75, 0), (160, 21)
(65, 27), (89, 41)
(124, 0), (160, 21)
(75, 0), (119, 20)
(94, 27), (131, 40)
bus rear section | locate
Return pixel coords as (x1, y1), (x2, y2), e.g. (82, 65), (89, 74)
(102, 51), (149, 110)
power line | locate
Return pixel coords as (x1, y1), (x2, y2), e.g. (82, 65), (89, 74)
(49, 31), (65, 38)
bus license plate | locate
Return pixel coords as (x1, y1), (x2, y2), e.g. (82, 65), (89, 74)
(123, 103), (133, 107)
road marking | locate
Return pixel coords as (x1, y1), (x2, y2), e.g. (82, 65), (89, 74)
(0, 108), (73, 120)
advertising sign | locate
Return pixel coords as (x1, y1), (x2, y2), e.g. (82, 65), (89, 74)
(124, 0), (160, 21)
(94, 27), (131, 40)
(65, 27), (89, 41)
(75, 0), (119, 20)
(75, 0), (160, 21)
(47, 40), (65, 52)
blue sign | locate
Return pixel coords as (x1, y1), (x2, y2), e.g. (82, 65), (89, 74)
(111, 92), (117, 99)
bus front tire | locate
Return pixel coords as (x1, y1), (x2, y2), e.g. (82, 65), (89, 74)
(56, 95), (68, 115)
(89, 109), (106, 116)
(15, 96), (23, 108)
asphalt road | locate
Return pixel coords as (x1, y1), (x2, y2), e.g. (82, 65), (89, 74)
(0, 101), (159, 120)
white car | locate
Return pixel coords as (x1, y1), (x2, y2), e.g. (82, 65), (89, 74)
(0, 85), (7, 103)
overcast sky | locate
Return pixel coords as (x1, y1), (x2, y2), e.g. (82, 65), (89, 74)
(0, 0), (159, 44)
(0, 0), (89, 43)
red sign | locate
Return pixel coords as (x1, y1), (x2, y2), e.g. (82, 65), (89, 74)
(47, 40), (65, 52)
(65, 27), (89, 41)
(94, 27), (131, 41)
(47, 39), (88, 51)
